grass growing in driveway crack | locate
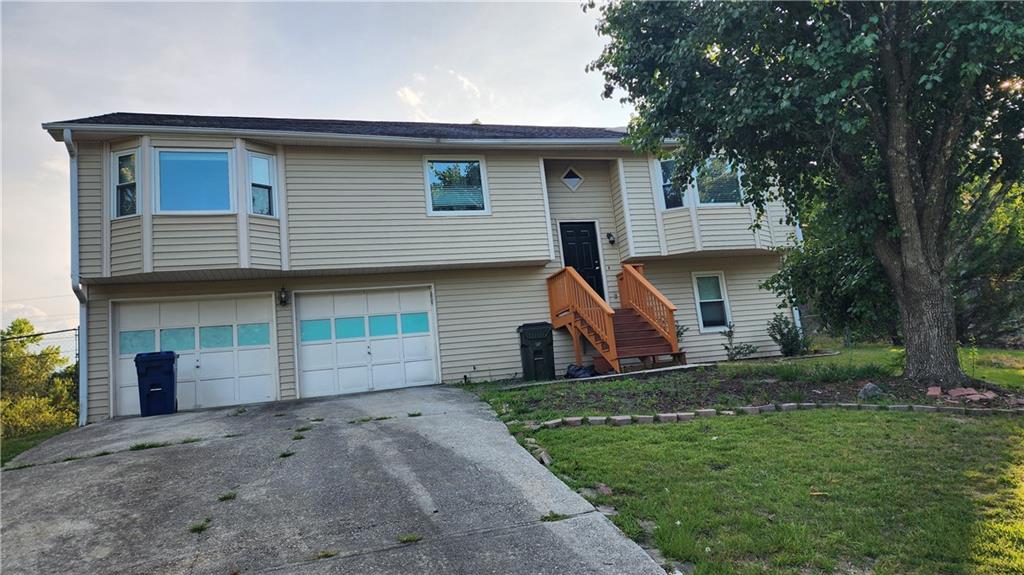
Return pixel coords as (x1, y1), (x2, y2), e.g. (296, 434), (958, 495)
(373, 416), (392, 421)
(315, 550), (337, 560)
(230, 407), (247, 416)
(540, 511), (570, 522)
(279, 450), (295, 458)
(129, 441), (171, 451)
(292, 434), (305, 440)
(223, 433), (243, 438)
(188, 518), (211, 534)
(294, 425), (312, 432)
(397, 534), (422, 544)
(180, 437), (201, 444)
(217, 491), (237, 502)
(348, 417), (373, 424)
(309, 417), (325, 422)
(407, 412), (422, 417)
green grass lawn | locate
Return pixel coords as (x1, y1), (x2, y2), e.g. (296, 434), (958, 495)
(537, 411), (1024, 575)
(786, 338), (1023, 390)
(1, 428), (69, 466)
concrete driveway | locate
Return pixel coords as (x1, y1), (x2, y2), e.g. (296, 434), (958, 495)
(2, 386), (661, 574)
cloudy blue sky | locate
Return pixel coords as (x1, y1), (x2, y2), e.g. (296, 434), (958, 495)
(1, 2), (631, 350)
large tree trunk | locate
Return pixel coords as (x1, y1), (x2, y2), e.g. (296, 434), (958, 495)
(891, 266), (967, 387)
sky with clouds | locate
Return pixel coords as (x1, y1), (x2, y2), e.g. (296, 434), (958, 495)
(1, 2), (632, 354)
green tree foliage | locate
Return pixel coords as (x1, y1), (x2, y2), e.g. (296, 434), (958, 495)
(1, 319), (77, 437)
(590, 1), (1024, 385)
(767, 185), (1023, 346)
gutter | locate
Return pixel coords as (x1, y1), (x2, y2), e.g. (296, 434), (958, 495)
(791, 216), (805, 335)
(64, 129), (88, 426)
(42, 122), (675, 150)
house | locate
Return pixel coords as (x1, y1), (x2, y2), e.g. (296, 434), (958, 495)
(43, 113), (799, 425)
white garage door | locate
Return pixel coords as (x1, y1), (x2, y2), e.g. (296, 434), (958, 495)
(114, 295), (276, 416)
(297, 287), (438, 398)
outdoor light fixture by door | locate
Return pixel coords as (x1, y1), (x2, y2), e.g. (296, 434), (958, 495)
(278, 287), (290, 307)
(606, 232), (617, 245)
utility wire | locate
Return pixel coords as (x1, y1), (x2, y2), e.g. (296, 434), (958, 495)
(1, 328), (79, 342)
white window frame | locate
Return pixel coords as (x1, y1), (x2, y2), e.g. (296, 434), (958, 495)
(655, 159), (689, 212)
(560, 166), (585, 192)
(247, 151), (278, 219)
(153, 147), (236, 215)
(423, 155), (491, 216)
(691, 271), (733, 333)
(111, 148), (141, 219)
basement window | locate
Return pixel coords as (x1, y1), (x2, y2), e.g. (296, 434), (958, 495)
(692, 272), (732, 332)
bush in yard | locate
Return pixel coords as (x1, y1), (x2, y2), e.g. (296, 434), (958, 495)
(1, 394), (76, 438)
(721, 324), (759, 361)
(767, 313), (811, 357)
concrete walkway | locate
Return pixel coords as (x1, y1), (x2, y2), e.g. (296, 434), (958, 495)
(2, 387), (662, 574)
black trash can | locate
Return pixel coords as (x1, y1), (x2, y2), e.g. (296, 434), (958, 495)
(517, 322), (555, 381)
(134, 351), (178, 416)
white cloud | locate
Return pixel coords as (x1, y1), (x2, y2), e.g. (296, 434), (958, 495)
(448, 69), (481, 99)
(395, 86), (434, 121)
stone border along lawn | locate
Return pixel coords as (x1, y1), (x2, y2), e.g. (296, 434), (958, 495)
(534, 402), (1024, 431)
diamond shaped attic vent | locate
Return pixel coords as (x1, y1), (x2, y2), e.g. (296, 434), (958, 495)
(561, 168), (584, 191)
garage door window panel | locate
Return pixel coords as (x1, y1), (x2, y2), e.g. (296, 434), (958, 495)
(369, 315), (398, 337)
(200, 325), (234, 348)
(401, 312), (430, 334)
(119, 330), (155, 355)
(334, 317), (365, 339)
(160, 328), (196, 352)
(300, 319), (332, 342)
(237, 323), (270, 347)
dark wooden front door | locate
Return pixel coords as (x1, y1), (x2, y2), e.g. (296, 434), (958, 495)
(559, 222), (605, 299)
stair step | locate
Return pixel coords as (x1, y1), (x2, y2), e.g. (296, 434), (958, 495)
(616, 346), (673, 358)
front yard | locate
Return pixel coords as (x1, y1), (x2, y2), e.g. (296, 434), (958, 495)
(471, 343), (1024, 574)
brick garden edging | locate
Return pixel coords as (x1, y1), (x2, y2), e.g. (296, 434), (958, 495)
(535, 402), (1024, 431)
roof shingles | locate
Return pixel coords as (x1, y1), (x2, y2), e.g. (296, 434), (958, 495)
(47, 112), (627, 141)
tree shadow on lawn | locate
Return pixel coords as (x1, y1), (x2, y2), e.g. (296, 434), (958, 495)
(535, 411), (1024, 575)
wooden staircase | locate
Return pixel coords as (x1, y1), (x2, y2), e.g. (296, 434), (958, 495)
(547, 264), (685, 374)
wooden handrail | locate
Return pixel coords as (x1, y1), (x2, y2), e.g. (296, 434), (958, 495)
(617, 264), (679, 352)
(547, 266), (619, 370)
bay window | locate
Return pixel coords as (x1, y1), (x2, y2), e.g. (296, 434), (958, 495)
(156, 150), (233, 213)
(248, 152), (276, 217)
(113, 150), (139, 217)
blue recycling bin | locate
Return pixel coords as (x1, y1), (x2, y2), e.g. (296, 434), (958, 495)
(134, 351), (178, 416)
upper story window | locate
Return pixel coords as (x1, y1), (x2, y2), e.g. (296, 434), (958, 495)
(696, 157), (742, 204)
(156, 150), (233, 213)
(113, 150), (139, 217)
(424, 158), (490, 215)
(248, 152), (275, 217)
(658, 156), (743, 209)
(659, 160), (685, 209)
(693, 272), (732, 332)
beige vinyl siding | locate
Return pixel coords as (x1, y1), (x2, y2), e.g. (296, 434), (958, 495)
(78, 143), (104, 278)
(152, 215), (239, 271)
(110, 217), (143, 275)
(248, 217), (282, 269)
(545, 159), (622, 307)
(85, 297), (111, 423)
(662, 209), (697, 253)
(697, 206), (759, 250)
(642, 255), (786, 363)
(608, 161), (632, 261)
(621, 157), (661, 256)
(276, 302), (296, 400)
(285, 148), (550, 270)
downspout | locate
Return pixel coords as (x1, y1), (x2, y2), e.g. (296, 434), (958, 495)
(64, 129), (88, 426)
(791, 217), (805, 335)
